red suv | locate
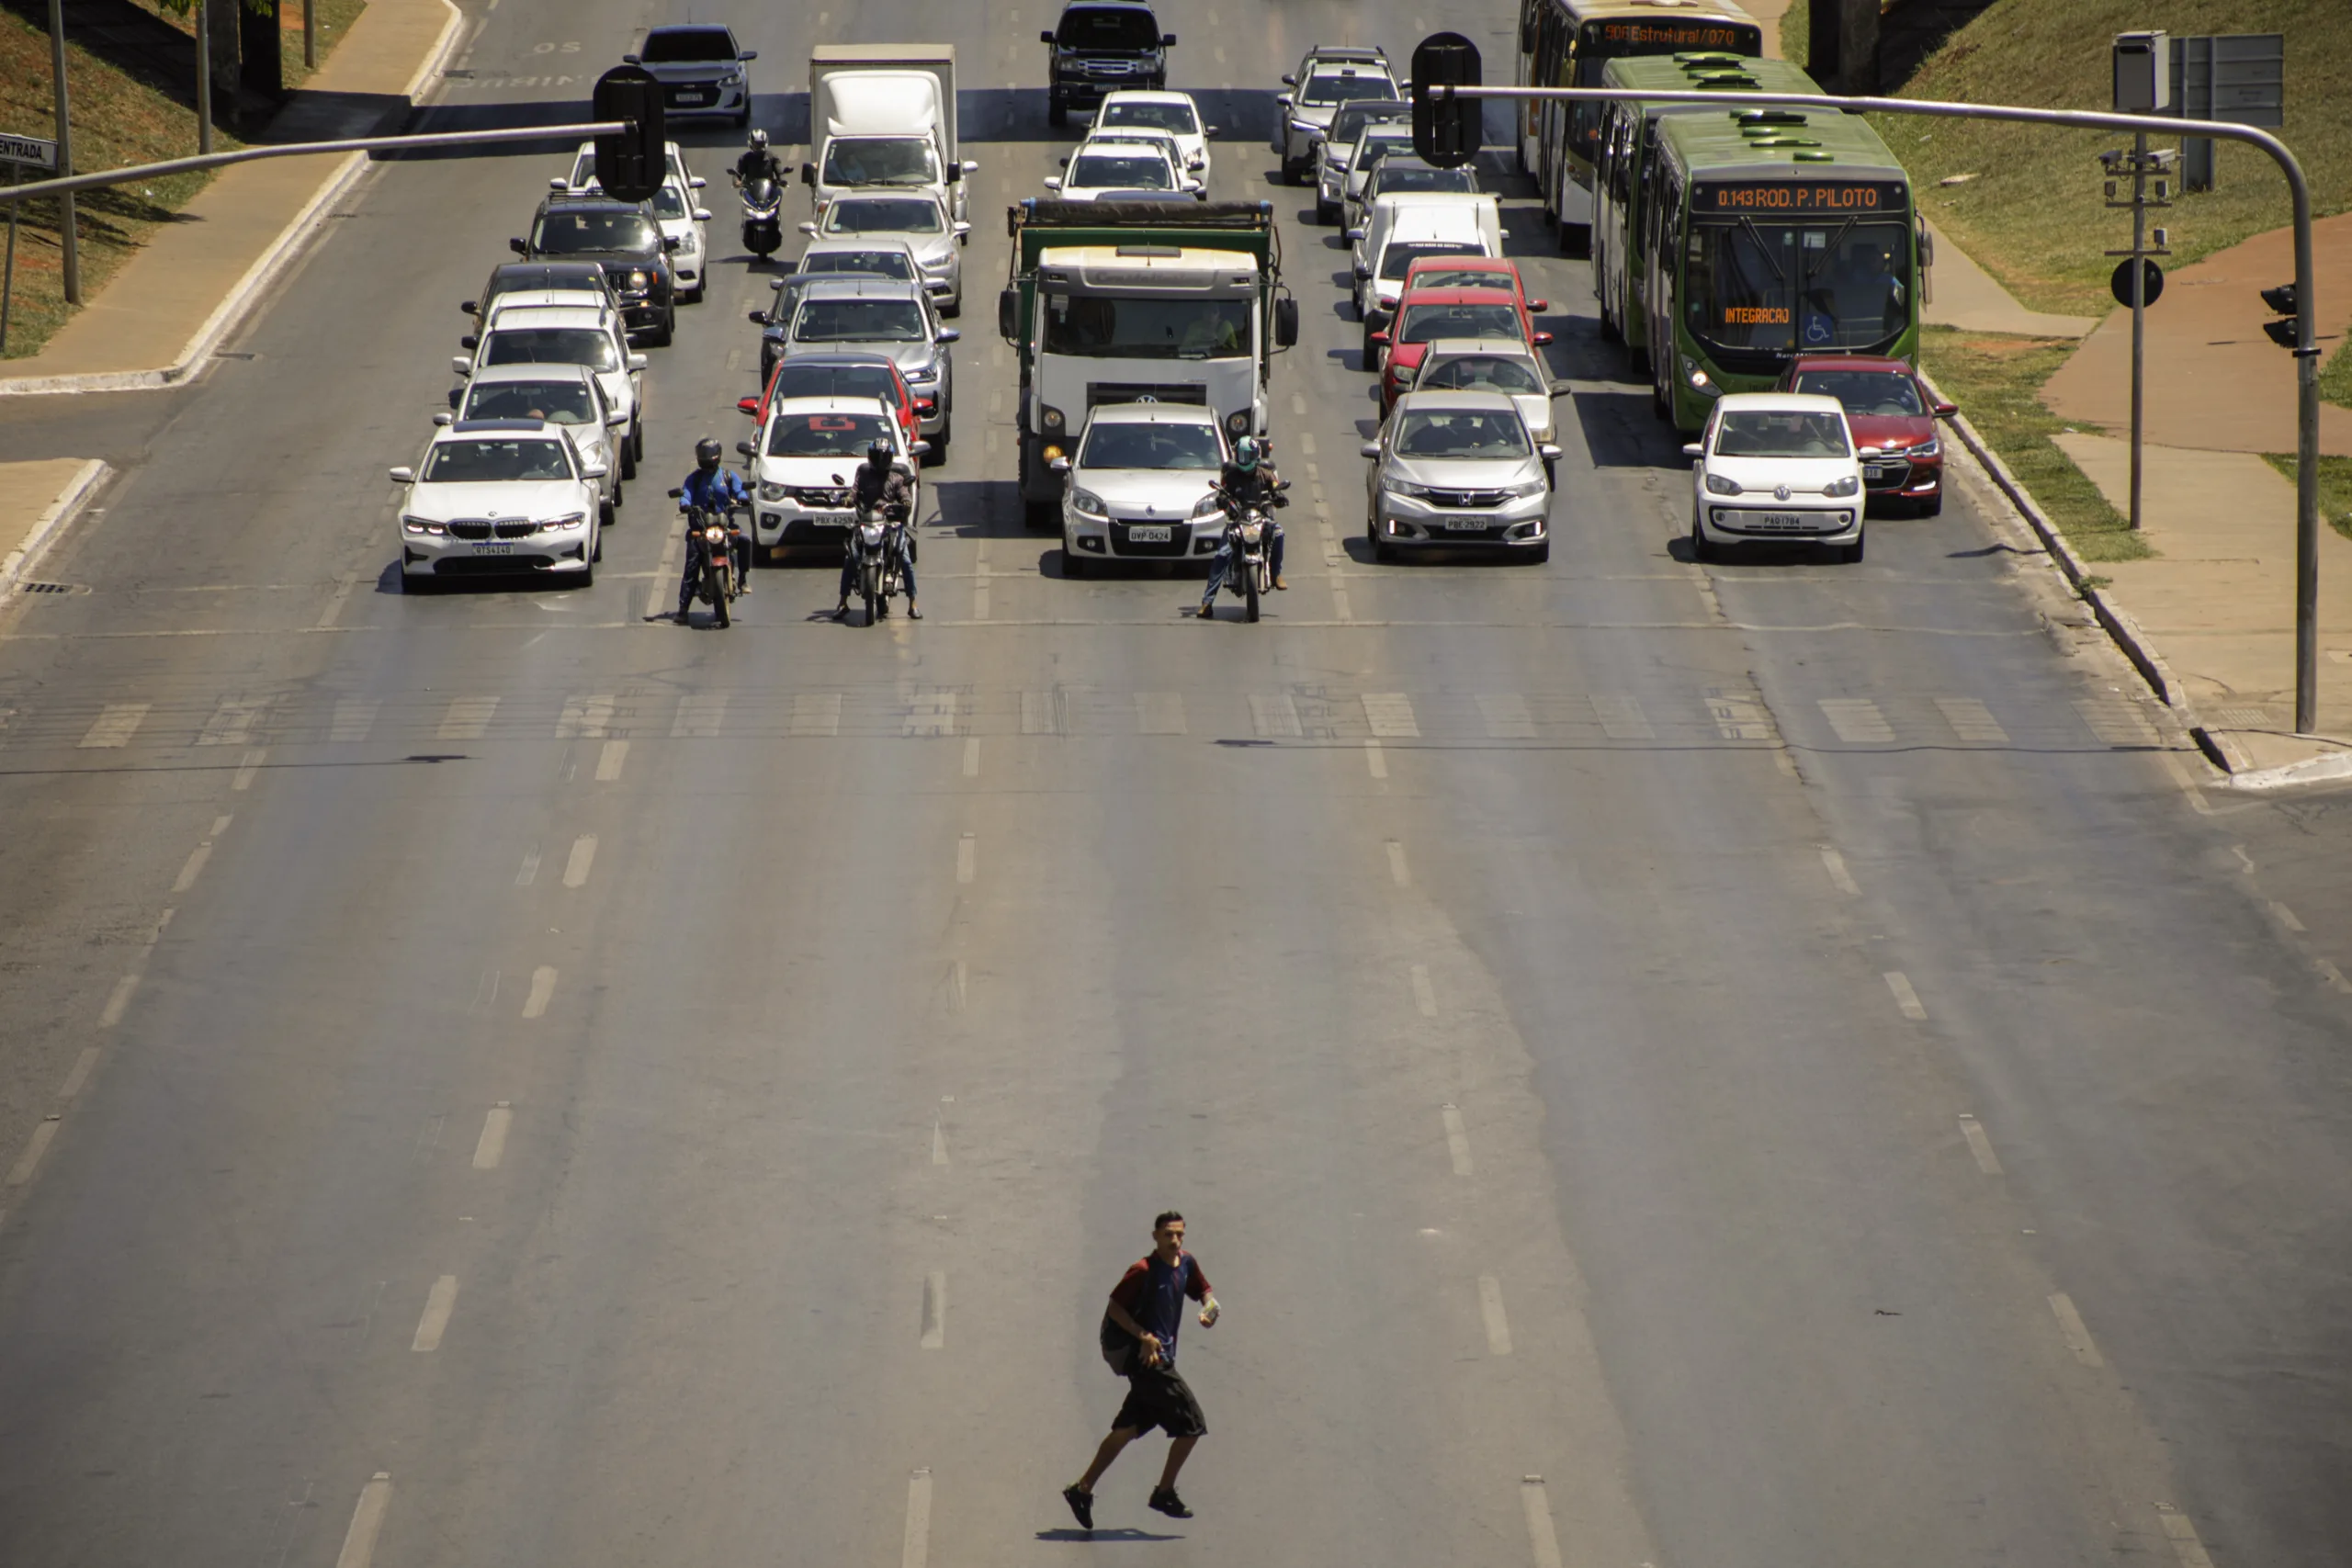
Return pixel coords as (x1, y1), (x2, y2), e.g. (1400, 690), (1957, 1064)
(1774, 355), (1957, 514)
(1373, 287), (1550, 412)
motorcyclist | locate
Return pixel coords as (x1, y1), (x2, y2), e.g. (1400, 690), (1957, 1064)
(1196, 434), (1286, 617)
(837, 439), (920, 620)
(676, 435), (752, 621)
(734, 129), (783, 191)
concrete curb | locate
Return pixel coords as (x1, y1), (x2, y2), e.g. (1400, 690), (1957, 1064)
(2225, 749), (2352, 792)
(0, 460), (112, 592)
(0, 0), (465, 400)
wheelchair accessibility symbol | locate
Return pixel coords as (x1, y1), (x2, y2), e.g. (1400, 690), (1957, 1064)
(1802, 312), (1834, 347)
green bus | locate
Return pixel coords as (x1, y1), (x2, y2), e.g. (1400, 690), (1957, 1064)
(1641, 101), (1922, 431)
(1592, 53), (1826, 377)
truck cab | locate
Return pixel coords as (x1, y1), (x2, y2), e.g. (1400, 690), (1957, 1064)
(805, 47), (977, 224)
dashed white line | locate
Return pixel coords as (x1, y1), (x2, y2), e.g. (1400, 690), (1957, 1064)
(595, 739), (629, 780)
(932, 1114), (949, 1165)
(515, 847), (540, 886)
(1520, 1476), (1565, 1568)
(1820, 846), (1860, 896)
(1386, 840), (1410, 886)
(6, 1119), (60, 1187)
(962, 738), (981, 777)
(198, 695), (268, 748)
(412, 1276), (458, 1351)
(2154, 1503), (2218, 1568)
(334, 1474), (394, 1568)
(315, 573), (358, 630)
(1410, 964), (1437, 1018)
(97, 975), (140, 1028)
(232, 747), (266, 790)
(58, 1046), (99, 1100)
(1957, 1113), (2003, 1175)
(922, 1270), (947, 1348)
(561, 833), (597, 888)
(522, 965), (557, 1019)
(78, 703), (149, 749)
(1364, 739), (1387, 778)
(1819, 697), (1894, 744)
(1884, 971), (1928, 1020)
(956, 833), (977, 885)
(473, 1105), (512, 1169)
(2270, 900), (2305, 932)
(172, 841), (214, 894)
(2048, 1292), (2104, 1367)
(1441, 1104), (1473, 1175)
(901, 1469), (934, 1568)
(1935, 696), (2008, 744)
(1477, 1275), (1513, 1355)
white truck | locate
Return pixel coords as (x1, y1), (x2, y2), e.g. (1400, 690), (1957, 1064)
(802, 44), (978, 223)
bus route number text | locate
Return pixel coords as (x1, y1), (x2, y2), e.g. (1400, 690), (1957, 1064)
(1595, 22), (1750, 49)
(1701, 183), (1906, 214)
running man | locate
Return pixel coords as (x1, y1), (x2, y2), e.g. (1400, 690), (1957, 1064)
(1063, 1212), (1221, 1529)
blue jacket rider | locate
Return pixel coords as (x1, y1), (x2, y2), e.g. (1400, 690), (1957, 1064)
(1198, 435), (1285, 616)
(677, 435), (752, 621)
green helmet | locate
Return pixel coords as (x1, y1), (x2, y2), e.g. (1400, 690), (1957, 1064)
(1233, 435), (1262, 472)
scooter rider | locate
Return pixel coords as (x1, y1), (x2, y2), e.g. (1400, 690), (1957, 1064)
(734, 129), (782, 190)
(837, 439), (921, 620)
(1196, 435), (1286, 617)
(676, 435), (752, 621)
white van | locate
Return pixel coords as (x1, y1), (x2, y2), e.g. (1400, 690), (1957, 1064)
(1349, 193), (1502, 354)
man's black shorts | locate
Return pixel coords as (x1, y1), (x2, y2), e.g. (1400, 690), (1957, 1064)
(1114, 1362), (1206, 1438)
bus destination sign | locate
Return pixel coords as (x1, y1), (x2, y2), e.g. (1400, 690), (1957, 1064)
(1696, 181), (1910, 215)
(1589, 20), (1758, 52)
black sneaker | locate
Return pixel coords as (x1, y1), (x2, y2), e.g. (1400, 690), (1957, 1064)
(1148, 1487), (1192, 1519)
(1062, 1485), (1094, 1531)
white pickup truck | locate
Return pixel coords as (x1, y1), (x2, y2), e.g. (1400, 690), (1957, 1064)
(803, 45), (978, 224)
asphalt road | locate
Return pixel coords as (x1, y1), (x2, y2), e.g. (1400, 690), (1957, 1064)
(1, 1), (2348, 1564)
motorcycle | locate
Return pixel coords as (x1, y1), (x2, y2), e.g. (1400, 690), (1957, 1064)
(671, 491), (744, 628)
(848, 502), (911, 626)
(1206, 484), (1285, 623)
(737, 173), (784, 259)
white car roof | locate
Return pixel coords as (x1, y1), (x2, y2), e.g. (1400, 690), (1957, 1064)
(766, 394), (900, 421)
(1084, 401), (1222, 427)
(489, 288), (611, 314)
(433, 417), (564, 443)
(466, 362), (598, 385)
(1419, 338), (1541, 363)
(801, 235), (922, 258)
(485, 306), (611, 331)
(1715, 392), (1848, 416)
(1098, 89), (1196, 107)
(1393, 389), (1521, 416)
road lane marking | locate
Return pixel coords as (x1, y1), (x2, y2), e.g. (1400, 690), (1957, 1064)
(1364, 739), (1386, 778)
(171, 842), (213, 893)
(1957, 1113), (2002, 1175)
(951, 961), (967, 1011)
(1250, 694), (1301, 737)
(2075, 698), (2160, 747)
(59, 1047), (99, 1099)
(1411, 964), (1437, 1018)
(1290, 393), (1306, 415)
(232, 747), (266, 790)
(1819, 847), (1860, 895)
(1298, 433), (1317, 457)
(902, 1470), (933, 1568)
(522, 966), (557, 1019)
(412, 1276), (458, 1351)
(562, 834), (597, 888)
(1021, 690), (1063, 736)
(595, 739), (629, 780)
(1386, 840), (1409, 886)
(198, 695), (268, 747)
(648, 532), (681, 621)
(1819, 697), (1893, 744)
(1441, 1104), (1473, 1175)
(515, 847), (540, 886)
(98, 975), (140, 1028)
(331, 699), (379, 742)
(557, 693), (615, 738)
(2161, 752), (2216, 815)
(906, 691), (957, 737)
(315, 573), (358, 629)
(78, 703), (149, 748)
(1884, 971), (1927, 1021)
(933, 1114), (949, 1165)
(1705, 689), (1775, 741)
(956, 833), (976, 885)
(6, 1119), (60, 1186)
(1590, 694), (1653, 740)
(1477, 694), (1534, 739)
(437, 696), (497, 740)
(673, 693), (728, 738)
(2154, 1504), (2218, 1568)
(962, 738), (981, 777)
(334, 1474), (393, 1568)
(1363, 692), (1418, 737)
(473, 1105), (512, 1169)
(2048, 1292), (2104, 1366)
(1478, 1276), (1513, 1355)
(2270, 900), (2305, 931)
(1136, 692), (1186, 734)
(1935, 696), (2007, 743)
(922, 1270), (947, 1348)
(1520, 1476), (1564, 1568)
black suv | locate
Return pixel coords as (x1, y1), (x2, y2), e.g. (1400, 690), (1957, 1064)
(1043, 0), (1173, 127)
(510, 195), (678, 346)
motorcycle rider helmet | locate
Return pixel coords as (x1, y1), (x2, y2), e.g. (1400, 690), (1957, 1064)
(1232, 435), (1262, 473)
(866, 439), (894, 469)
(695, 436), (723, 472)
(748, 129), (769, 152)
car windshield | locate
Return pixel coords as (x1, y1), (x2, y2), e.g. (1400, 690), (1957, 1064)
(483, 327), (619, 372)
(820, 137), (940, 188)
(1794, 369), (1925, 417)
(1381, 242), (1482, 282)
(422, 438), (574, 482)
(1330, 102), (1408, 149)
(1303, 71), (1392, 107)
(466, 380), (598, 423)
(1399, 303), (1522, 344)
(1684, 215), (1913, 354)
(1715, 410), (1851, 457)
(805, 250), (916, 281)
(1407, 265), (1512, 293)
(1420, 356), (1545, 395)
(1373, 165), (1478, 197)
(649, 186), (692, 220)
(1069, 153), (1172, 189)
(1393, 410), (1532, 459)
(533, 210), (657, 254)
(767, 412), (897, 457)
(1058, 7), (1160, 47)
(641, 28), (735, 62)
(1080, 422), (1224, 469)
(792, 299), (928, 343)
(1042, 295), (1250, 360)
(1101, 100), (1197, 134)
(822, 198), (944, 235)
(1352, 132), (1413, 170)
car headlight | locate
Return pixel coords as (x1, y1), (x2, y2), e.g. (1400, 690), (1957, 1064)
(1070, 488), (1107, 516)
(1504, 477), (1547, 499)
(1911, 437), (1940, 458)
(401, 516), (447, 536)
(1192, 492), (1225, 518)
(1381, 475), (1433, 499)
(920, 254), (953, 273)
(1823, 475), (1860, 498)
(1703, 472), (1742, 496)
(759, 479), (789, 502)
(543, 512), (588, 532)
(1682, 356), (1713, 392)
(906, 366), (938, 385)
(627, 270), (650, 289)
(1041, 404), (1066, 431)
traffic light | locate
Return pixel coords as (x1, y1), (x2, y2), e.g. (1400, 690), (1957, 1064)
(1411, 33), (1481, 170)
(593, 65), (666, 204)
(2260, 283), (2301, 350)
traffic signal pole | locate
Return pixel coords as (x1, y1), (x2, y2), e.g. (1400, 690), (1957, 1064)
(1430, 78), (2323, 735)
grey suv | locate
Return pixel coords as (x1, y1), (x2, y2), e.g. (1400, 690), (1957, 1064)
(775, 276), (960, 448)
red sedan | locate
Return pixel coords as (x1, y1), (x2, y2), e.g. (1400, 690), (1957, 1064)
(1774, 355), (1958, 514)
(1373, 286), (1551, 412)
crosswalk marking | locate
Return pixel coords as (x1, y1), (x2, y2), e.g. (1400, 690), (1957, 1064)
(1705, 689), (1776, 742)
(78, 704), (149, 749)
(1935, 697), (2007, 744)
(1249, 694), (1302, 738)
(1818, 698), (1894, 744)
(331, 699), (379, 743)
(1477, 694), (1534, 739)
(1363, 693), (1419, 739)
(2075, 698), (2160, 747)
(791, 693), (841, 737)
(1136, 692), (1186, 735)
(197, 695), (268, 747)
(905, 691), (957, 737)
(1590, 695), (1652, 740)
(436, 697), (498, 741)
(672, 693), (728, 738)
(556, 693), (616, 739)
(1021, 690), (1057, 736)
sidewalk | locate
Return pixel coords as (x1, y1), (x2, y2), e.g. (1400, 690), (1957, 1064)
(0, 458), (109, 591)
(0, 0), (459, 397)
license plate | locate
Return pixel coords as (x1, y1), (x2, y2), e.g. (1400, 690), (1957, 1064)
(1442, 517), (1491, 532)
(805, 512), (853, 528)
(1125, 525), (1172, 543)
(1754, 513), (1807, 530)
(473, 543), (514, 555)
(673, 91), (711, 105)
(1867, 464), (1905, 481)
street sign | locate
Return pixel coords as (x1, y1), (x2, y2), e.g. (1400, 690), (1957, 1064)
(2171, 34), (2284, 129)
(2110, 258), (2164, 309)
(0, 132), (60, 172)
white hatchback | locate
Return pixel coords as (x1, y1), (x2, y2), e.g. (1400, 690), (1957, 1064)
(1055, 402), (1231, 574)
(1046, 141), (1201, 202)
(1092, 90), (1214, 180)
(1684, 392), (1867, 563)
(393, 419), (605, 589)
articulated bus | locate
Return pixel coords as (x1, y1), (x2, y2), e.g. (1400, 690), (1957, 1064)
(1512, 0), (1763, 253)
(1642, 104), (1922, 432)
(1591, 53), (1826, 376)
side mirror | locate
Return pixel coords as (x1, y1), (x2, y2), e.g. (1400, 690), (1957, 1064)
(1352, 263), (1371, 280)
(1049, 456), (1071, 472)
(1369, 330), (1390, 346)
(389, 466), (415, 484)
(432, 412), (453, 426)
(1527, 298), (1549, 312)
(459, 299), (477, 315)
(910, 440), (932, 457)
(1041, 29), (1056, 43)
(1043, 177), (1063, 191)
(1162, 33), (1177, 45)
(1857, 446), (1883, 458)
(770, 277), (787, 290)
(800, 163), (816, 185)
(736, 441), (756, 458)
(748, 310), (766, 324)
(999, 288), (1018, 339)
(662, 235), (680, 250)
(1537, 444), (1563, 464)
(962, 160), (980, 175)
(737, 396), (761, 415)
(621, 52), (639, 64)
(690, 175), (707, 188)
(1274, 297), (1299, 347)
(1345, 228), (1365, 243)
(693, 209), (713, 222)
(666, 486), (684, 499)
(954, 220), (972, 237)
(582, 459), (609, 479)
(459, 334), (479, 350)
(1058, 156), (1071, 167)
(1281, 73), (1296, 86)
(936, 327), (961, 344)
(1680, 443), (1703, 459)
(1359, 442), (1380, 459)
(798, 220), (819, 235)
(1550, 380), (1570, 398)
(740, 50), (758, 61)
(1275, 94), (1293, 109)
(451, 356), (471, 378)
(1933, 400), (1959, 418)
(627, 354), (649, 372)
(1187, 156), (1204, 171)
(609, 411), (630, 426)
(508, 237), (527, 255)
(1532, 332), (1555, 347)
(549, 176), (567, 191)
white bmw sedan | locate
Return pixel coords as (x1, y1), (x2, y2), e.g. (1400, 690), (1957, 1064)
(393, 419), (605, 590)
(1684, 392), (1867, 563)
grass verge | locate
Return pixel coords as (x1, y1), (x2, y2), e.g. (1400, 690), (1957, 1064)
(2260, 453), (2352, 542)
(1918, 324), (2150, 563)
(2321, 337), (2352, 414)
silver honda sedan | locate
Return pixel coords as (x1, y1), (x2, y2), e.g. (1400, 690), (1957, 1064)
(1363, 390), (1559, 564)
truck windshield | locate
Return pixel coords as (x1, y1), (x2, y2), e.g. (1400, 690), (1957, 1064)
(1044, 295), (1250, 360)
(1081, 423), (1224, 469)
(822, 198), (944, 235)
(483, 328), (619, 372)
(1683, 217), (1911, 355)
(1101, 100), (1197, 135)
(793, 299), (929, 343)
(1381, 242), (1482, 282)
(821, 138), (940, 188)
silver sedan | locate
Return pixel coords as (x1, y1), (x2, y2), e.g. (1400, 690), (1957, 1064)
(1055, 402), (1232, 576)
(1363, 390), (1559, 564)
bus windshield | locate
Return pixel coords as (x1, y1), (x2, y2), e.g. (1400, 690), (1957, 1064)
(1683, 217), (1911, 355)
(1042, 295), (1250, 360)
